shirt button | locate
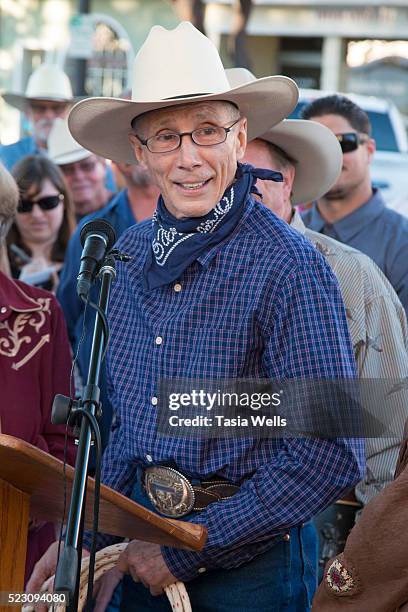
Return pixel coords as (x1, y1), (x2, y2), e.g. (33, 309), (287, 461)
(283, 533), (290, 542)
(155, 336), (163, 345)
(151, 397), (158, 406)
(0, 307), (7, 313)
(198, 567), (206, 574)
(146, 454), (153, 463)
(173, 283), (182, 292)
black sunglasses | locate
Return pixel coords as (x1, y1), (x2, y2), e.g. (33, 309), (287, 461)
(336, 132), (368, 154)
(18, 194), (64, 214)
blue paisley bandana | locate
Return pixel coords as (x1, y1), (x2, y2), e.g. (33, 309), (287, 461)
(143, 163), (283, 290)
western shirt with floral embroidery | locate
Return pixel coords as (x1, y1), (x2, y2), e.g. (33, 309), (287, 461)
(0, 271), (76, 580)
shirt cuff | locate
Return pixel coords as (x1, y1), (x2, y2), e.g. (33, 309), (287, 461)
(161, 534), (280, 581)
(161, 545), (210, 582)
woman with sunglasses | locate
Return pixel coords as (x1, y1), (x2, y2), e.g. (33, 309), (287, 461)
(7, 155), (76, 292)
(0, 162), (77, 584)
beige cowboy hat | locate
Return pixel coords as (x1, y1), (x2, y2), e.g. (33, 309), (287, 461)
(3, 64), (73, 112)
(48, 118), (91, 165)
(226, 67), (342, 204)
(68, 21), (299, 164)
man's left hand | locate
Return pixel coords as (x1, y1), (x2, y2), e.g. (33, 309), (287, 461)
(117, 540), (178, 596)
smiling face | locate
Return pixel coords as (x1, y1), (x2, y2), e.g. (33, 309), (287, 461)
(129, 101), (247, 219)
(15, 178), (64, 246)
(59, 154), (107, 216)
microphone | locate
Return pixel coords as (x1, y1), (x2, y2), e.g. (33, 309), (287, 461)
(76, 219), (116, 298)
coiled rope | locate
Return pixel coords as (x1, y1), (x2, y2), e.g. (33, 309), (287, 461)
(23, 542), (191, 612)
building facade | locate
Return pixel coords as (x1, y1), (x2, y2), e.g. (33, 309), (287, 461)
(1, 0), (407, 144)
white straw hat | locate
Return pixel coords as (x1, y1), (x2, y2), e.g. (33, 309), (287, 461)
(68, 22), (299, 164)
(227, 67), (342, 204)
(48, 118), (91, 165)
(3, 64), (73, 112)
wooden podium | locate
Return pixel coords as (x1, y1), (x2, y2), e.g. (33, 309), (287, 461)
(0, 434), (207, 592)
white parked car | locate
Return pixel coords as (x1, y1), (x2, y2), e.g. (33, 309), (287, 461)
(289, 90), (408, 215)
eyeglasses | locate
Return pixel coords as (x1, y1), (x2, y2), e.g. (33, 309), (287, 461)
(18, 194), (64, 214)
(336, 132), (369, 154)
(136, 118), (241, 153)
(60, 159), (98, 176)
(29, 101), (69, 115)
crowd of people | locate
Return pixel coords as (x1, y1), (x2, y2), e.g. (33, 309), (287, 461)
(1, 20), (408, 612)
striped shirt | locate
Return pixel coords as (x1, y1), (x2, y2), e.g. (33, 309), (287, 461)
(89, 197), (364, 581)
(293, 210), (408, 505)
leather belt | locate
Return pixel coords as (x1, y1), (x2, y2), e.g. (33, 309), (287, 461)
(143, 465), (240, 518)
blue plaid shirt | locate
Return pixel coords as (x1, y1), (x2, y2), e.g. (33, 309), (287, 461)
(94, 196), (364, 581)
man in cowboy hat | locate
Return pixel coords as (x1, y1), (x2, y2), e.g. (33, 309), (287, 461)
(1, 66), (116, 193)
(0, 64), (74, 171)
(48, 118), (115, 219)
(28, 23), (364, 610)
(232, 63), (408, 485)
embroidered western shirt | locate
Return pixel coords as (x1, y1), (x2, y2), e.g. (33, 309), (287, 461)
(0, 271), (76, 578)
(88, 197), (364, 581)
(292, 211), (408, 505)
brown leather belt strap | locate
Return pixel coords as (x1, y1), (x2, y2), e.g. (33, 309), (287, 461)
(192, 480), (240, 511)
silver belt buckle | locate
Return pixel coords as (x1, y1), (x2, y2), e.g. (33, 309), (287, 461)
(144, 466), (195, 518)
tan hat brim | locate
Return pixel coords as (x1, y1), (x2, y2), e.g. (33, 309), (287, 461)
(68, 76), (298, 164)
(2, 93), (74, 112)
(52, 148), (92, 166)
(259, 120), (342, 204)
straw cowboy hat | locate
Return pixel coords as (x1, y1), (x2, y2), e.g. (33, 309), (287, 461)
(68, 21), (299, 164)
(226, 67), (342, 204)
(48, 118), (91, 165)
(3, 64), (73, 112)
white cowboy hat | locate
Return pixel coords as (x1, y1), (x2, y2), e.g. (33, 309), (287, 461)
(48, 118), (91, 165)
(226, 67), (342, 204)
(68, 21), (299, 164)
(3, 64), (73, 112)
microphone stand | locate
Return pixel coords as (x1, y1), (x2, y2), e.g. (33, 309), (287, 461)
(52, 252), (118, 610)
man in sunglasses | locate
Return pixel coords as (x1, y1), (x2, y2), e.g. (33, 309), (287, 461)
(301, 94), (408, 316)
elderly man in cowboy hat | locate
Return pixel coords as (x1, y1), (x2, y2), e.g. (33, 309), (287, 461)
(48, 118), (115, 219)
(28, 23), (364, 610)
(0, 64), (74, 170)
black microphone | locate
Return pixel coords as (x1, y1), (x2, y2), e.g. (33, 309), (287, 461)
(76, 219), (116, 298)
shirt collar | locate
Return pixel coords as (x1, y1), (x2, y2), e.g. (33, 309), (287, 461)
(290, 209), (307, 235)
(309, 188), (385, 242)
(0, 272), (43, 322)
